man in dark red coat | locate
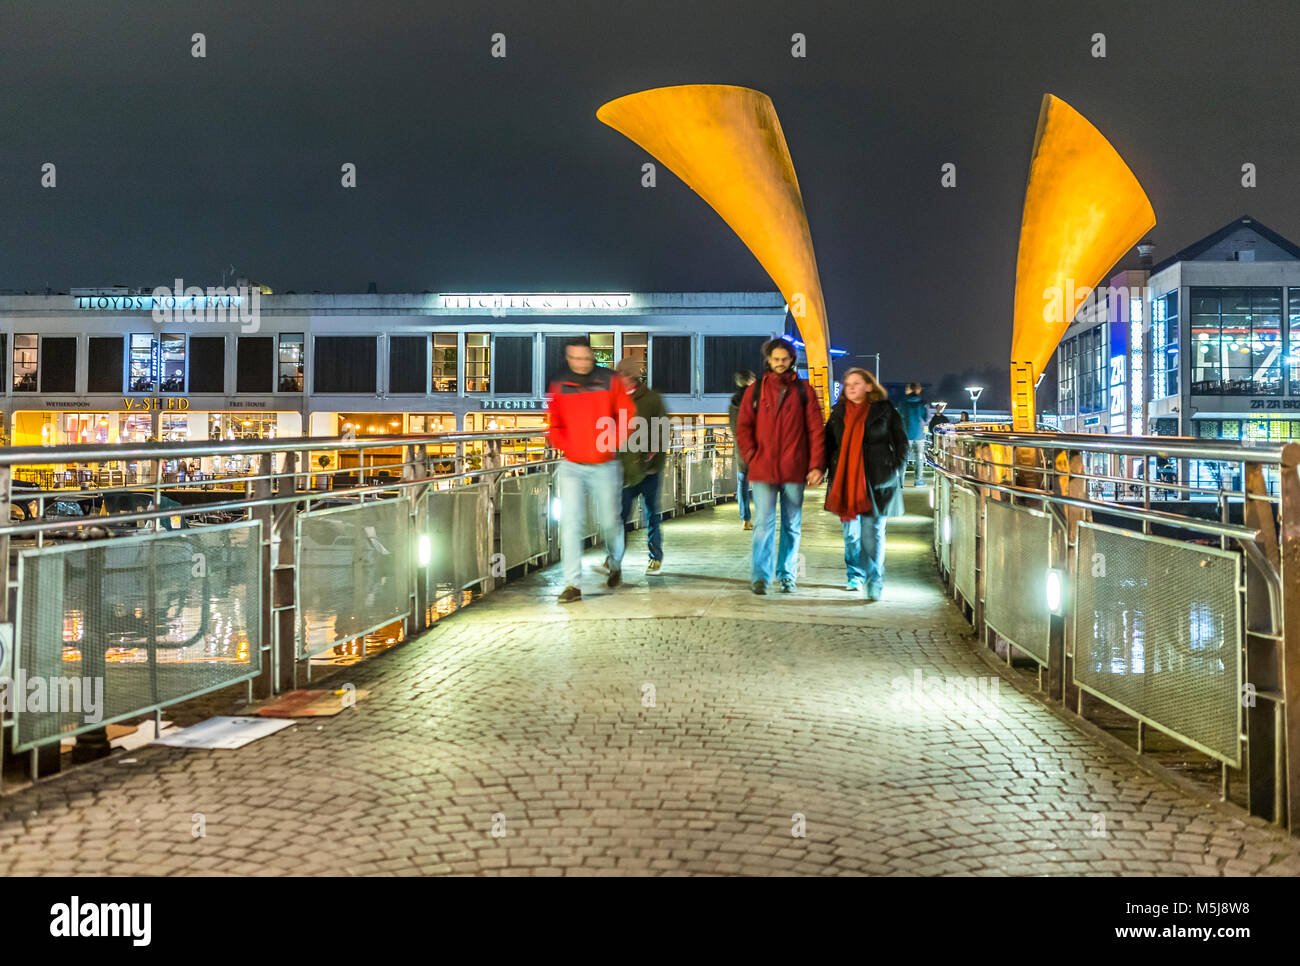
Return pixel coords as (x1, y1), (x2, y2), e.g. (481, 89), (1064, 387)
(736, 337), (826, 594)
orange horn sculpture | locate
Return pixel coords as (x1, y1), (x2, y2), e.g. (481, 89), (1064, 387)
(1010, 94), (1156, 431)
(598, 85), (833, 414)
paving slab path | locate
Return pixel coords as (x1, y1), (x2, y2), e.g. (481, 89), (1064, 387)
(1, 488), (1298, 876)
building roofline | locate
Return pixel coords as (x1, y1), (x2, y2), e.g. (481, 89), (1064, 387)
(1150, 215), (1300, 273)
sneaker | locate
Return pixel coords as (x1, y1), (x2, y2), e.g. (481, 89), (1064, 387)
(742, 520), (754, 531)
(866, 582), (883, 601)
(779, 579), (796, 594)
(847, 577), (865, 592)
(646, 559), (662, 575)
(606, 567), (622, 589)
(594, 559), (611, 575)
(558, 586), (582, 603)
(751, 580), (767, 595)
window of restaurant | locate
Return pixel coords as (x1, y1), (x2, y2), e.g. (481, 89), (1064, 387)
(389, 335), (427, 394)
(42, 337), (77, 393)
(464, 412), (548, 431)
(237, 337), (274, 393)
(407, 413), (455, 434)
(1150, 291), (1179, 399)
(650, 335), (692, 394)
(431, 333), (458, 391)
(278, 333), (304, 392)
(1077, 325), (1107, 413)
(622, 331), (647, 363)
(160, 333), (185, 391)
(590, 333), (615, 369)
(1290, 289), (1300, 394)
(210, 413), (281, 440)
(466, 333), (490, 392)
(1191, 287), (1282, 395)
(128, 334), (154, 392)
(88, 337), (124, 392)
(493, 336), (533, 395)
(1057, 337), (1076, 417)
(13, 334), (38, 392)
(703, 336), (767, 393)
(190, 337), (225, 393)
(314, 336), (377, 394)
(544, 336), (569, 383)
(120, 412), (152, 442)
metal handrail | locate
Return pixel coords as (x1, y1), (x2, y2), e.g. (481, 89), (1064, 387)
(935, 466), (1262, 542)
(0, 429), (553, 466)
(941, 425), (1294, 465)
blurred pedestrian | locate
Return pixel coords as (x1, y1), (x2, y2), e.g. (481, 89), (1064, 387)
(613, 355), (668, 575)
(899, 382), (928, 485)
(546, 337), (633, 603)
(728, 369), (757, 529)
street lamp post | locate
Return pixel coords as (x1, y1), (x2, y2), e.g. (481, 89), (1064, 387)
(856, 353), (881, 384)
(965, 385), (984, 421)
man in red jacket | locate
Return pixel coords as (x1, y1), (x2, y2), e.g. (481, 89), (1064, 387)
(547, 336), (633, 603)
(736, 337), (825, 595)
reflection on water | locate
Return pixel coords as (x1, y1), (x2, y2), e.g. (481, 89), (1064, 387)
(1087, 577), (1228, 680)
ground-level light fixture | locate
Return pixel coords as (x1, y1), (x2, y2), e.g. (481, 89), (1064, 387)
(928, 487), (935, 509)
(1045, 568), (1066, 614)
(942, 515), (952, 544)
(551, 497), (562, 521)
(418, 534), (432, 567)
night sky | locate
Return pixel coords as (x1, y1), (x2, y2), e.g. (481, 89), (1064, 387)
(2, 0), (1298, 403)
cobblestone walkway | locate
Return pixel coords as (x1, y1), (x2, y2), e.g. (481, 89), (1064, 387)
(2, 488), (1299, 875)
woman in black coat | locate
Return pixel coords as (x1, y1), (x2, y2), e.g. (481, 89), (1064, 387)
(823, 368), (909, 600)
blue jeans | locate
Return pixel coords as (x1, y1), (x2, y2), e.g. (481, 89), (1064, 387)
(907, 439), (926, 485)
(843, 514), (888, 590)
(751, 481), (804, 585)
(736, 468), (753, 521)
(557, 459), (625, 588)
(621, 471), (663, 561)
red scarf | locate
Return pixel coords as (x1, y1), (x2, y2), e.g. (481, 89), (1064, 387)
(826, 401), (872, 522)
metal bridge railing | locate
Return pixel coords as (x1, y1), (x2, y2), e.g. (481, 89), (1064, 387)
(928, 425), (1299, 833)
(0, 425), (739, 792)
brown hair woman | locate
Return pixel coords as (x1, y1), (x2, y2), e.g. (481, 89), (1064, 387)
(823, 368), (908, 600)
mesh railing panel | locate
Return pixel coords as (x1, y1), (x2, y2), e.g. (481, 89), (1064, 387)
(984, 499), (1052, 665)
(686, 455), (715, 505)
(14, 521), (262, 751)
(658, 458), (678, 514)
(713, 454), (736, 497)
(1073, 522), (1242, 765)
(951, 484), (976, 601)
(423, 482), (493, 602)
(297, 498), (411, 657)
(500, 473), (549, 569)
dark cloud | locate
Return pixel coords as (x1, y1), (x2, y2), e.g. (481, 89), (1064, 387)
(1, 0), (1296, 389)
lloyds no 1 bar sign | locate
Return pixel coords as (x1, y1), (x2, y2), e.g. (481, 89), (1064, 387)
(480, 399), (543, 411)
